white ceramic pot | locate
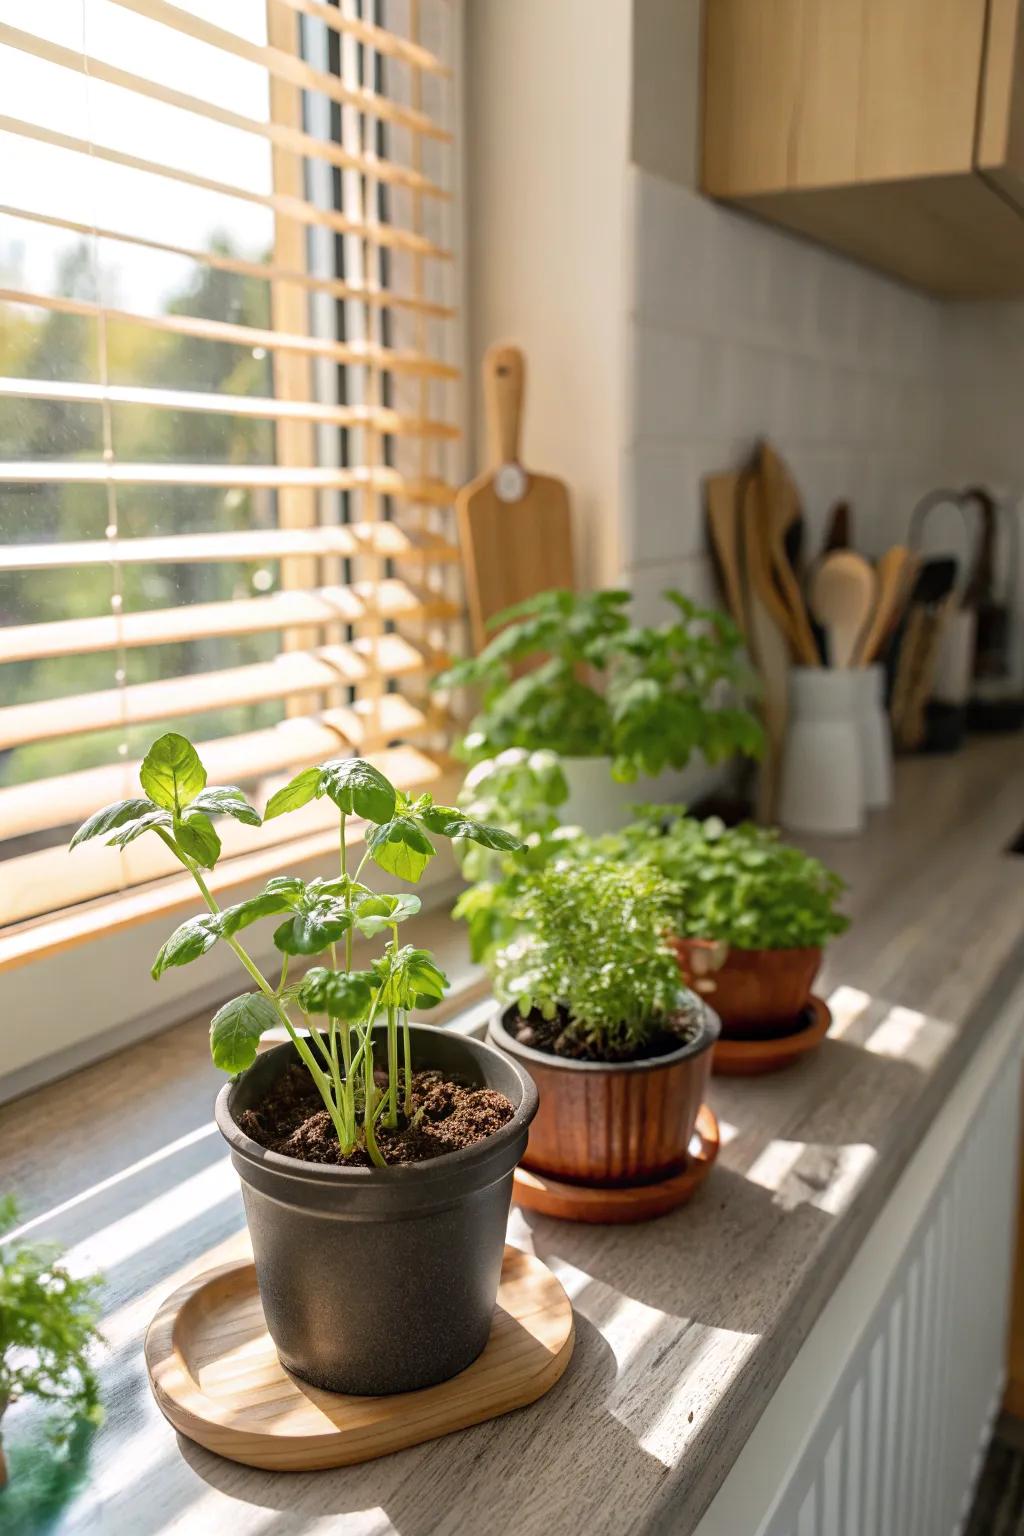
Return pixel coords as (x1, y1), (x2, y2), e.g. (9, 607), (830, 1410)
(854, 664), (893, 810)
(559, 755), (721, 833)
(778, 668), (865, 836)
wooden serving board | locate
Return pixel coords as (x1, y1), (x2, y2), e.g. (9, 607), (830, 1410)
(712, 996), (831, 1076)
(457, 344), (574, 651)
(513, 1105), (719, 1224)
(145, 1246), (574, 1471)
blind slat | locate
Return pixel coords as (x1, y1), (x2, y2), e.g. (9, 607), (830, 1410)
(0, 641), (443, 751)
(108, 0), (451, 141)
(274, 0), (450, 76)
(0, 206), (455, 319)
(0, 461), (457, 504)
(0, 710), (433, 843)
(0, 289), (459, 377)
(0, 115), (451, 259)
(0, 24), (450, 199)
(0, 378), (459, 438)
(0, 582), (459, 664)
(0, 526), (459, 573)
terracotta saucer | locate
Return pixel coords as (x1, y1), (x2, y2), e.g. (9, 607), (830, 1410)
(512, 1104), (719, 1224)
(712, 996), (831, 1076)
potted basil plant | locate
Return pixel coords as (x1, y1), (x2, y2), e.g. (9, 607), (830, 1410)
(608, 811), (849, 1032)
(71, 734), (537, 1396)
(485, 855), (718, 1189)
(434, 587), (763, 830)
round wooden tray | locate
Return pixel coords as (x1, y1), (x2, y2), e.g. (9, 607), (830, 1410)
(145, 1245), (573, 1472)
(512, 1103), (719, 1223)
(712, 996), (832, 1076)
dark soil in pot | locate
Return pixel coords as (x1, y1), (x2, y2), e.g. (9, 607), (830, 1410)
(488, 993), (719, 1189)
(238, 1063), (514, 1166)
(216, 1023), (537, 1397)
(510, 1004), (703, 1063)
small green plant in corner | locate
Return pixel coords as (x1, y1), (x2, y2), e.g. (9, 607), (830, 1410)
(0, 1196), (104, 1488)
(70, 734), (524, 1167)
(434, 587), (764, 781)
(489, 854), (692, 1061)
(606, 810), (849, 950)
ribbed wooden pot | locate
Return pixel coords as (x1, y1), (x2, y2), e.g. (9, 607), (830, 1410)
(673, 938), (822, 1033)
(487, 998), (719, 1188)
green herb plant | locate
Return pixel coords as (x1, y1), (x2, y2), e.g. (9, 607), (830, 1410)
(434, 587), (763, 781)
(606, 810), (849, 950)
(489, 856), (683, 1059)
(0, 1196), (103, 1484)
(70, 734), (523, 1167)
(450, 749), (582, 963)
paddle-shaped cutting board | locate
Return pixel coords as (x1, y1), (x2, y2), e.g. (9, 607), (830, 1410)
(457, 344), (574, 650)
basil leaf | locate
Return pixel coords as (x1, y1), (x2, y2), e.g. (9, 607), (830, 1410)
(297, 968), (374, 1019)
(151, 913), (223, 980)
(261, 875), (307, 899)
(209, 992), (279, 1074)
(273, 895), (354, 956)
(218, 889), (297, 937)
(375, 946), (448, 1010)
(319, 759), (396, 824)
(140, 733), (207, 813)
(366, 816), (435, 883)
(70, 797), (158, 851)
(353, 892), (421, 936)
(435, 815), (525, 853)
(106, 809), (173, 848)
(190, 786), (261, 826)
(174, 808), (221, 869)
(263, 767), (322, 821)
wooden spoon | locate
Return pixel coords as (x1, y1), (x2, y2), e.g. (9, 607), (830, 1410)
(808, 551), (877, 667)
(759, 443), (820, 664)
(853, 546), (913, 665)
(739, 471), (791, 821)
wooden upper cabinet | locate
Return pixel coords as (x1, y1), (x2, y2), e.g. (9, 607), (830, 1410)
(702, 0), (1024, 296)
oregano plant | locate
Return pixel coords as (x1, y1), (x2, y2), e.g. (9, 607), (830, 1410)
(71, 734), (524, 1167)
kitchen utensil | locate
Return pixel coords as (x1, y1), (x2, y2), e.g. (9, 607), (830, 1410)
(738, 470), (791, 821)
(808, 550), (877, 666)
(778, 667), (864, 834)
(759, 442), (820, 664)
(962, 486), (1015, 681)
(705, 471), (747, 633)
(456, 344), (574, 651)
(890, 558), (958, 751)
(853, 545), (914, 665)
(823, 501), (851, 553)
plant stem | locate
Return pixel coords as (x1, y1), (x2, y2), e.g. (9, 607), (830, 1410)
(362, 1028), (386, 1167)
(385, 1005), (398, 1129)
(402, 1011), (413, 1116)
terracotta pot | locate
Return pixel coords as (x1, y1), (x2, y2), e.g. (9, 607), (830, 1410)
(673, 937), (821, 1033)
(486, 996), (719, 1188)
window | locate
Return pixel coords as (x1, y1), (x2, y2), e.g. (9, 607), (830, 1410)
(0, 0), (462, 958)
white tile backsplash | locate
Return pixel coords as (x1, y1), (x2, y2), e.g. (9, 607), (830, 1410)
(619, 166), (984, 599)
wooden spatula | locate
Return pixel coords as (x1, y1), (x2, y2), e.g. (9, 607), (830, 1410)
(759, 443), (820, 665)
(456, 344), (574, 651)
(808, 551), (877, 667)
(705, 472), (747, 634)
(853, 545), (913, 665)
(738, 471), (791, 822)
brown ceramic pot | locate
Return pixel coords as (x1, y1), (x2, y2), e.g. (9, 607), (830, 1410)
(673, 937), (821, 1033)
(486, 996), (719, 1188)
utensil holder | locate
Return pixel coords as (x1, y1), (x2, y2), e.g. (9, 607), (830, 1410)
(778, 668), (864, 835)
(854, 664), (893, 809)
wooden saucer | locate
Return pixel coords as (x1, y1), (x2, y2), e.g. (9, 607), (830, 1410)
(512, 1104), (719, 1223)
(712, 996), (832, 1076)
(145, 1245), (573, 1471)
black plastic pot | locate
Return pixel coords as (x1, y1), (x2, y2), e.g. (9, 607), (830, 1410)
(215, 1023), (538, 1396)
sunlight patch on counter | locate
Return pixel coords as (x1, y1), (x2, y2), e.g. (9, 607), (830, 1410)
(864, 1005), (955, 1069)
(825, 984), (873, 1038)
(744, 1137), (878, 1216)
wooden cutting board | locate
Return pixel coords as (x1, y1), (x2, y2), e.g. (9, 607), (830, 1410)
(457, 344), (574, 650)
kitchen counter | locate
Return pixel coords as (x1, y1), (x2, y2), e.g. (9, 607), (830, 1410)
(2, 736), (1023, 1536)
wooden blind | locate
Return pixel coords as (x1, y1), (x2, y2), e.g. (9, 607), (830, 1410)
(0, 0), (461, 942)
